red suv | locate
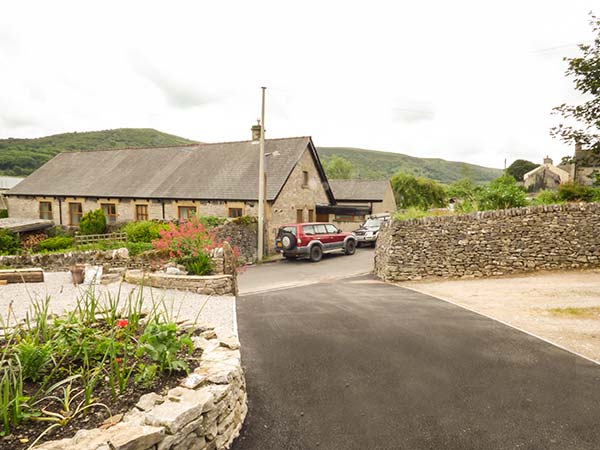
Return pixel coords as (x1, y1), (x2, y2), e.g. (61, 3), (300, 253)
(275, 222), (357, 262)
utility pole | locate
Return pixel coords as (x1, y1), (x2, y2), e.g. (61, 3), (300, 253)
(257, 87), (266, 262)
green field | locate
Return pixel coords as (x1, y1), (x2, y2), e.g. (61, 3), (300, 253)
(317, 147), (502, 184)
(0, 128), (197, 176)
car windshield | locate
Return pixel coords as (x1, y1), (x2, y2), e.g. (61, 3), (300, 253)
(364, 219), (381, 227)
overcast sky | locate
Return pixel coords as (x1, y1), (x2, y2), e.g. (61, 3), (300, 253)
(0, 1), (597, 169)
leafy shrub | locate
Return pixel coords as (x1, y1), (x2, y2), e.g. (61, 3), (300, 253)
(122, 221), (167, 243)
(79, 209), (107, 235)
(0, 229), (20, 255)
(391, 172), (447, 209)
(125, 242), (153, 256)
(178, 254), (213, 275)
(153, 217), (219, 258)
(558, 182), (595, 202)
(197, 216), (227, 229)
(477, 174), (527, 210)
(46, 226), (69, 238)
(137, 322), (193, 373)
(15, 340), (54, 382)
(37, 236), (74, 252)
(0, 210), (7, 219)
(232, 215), (255, 226)
(531, 190), (563, 205)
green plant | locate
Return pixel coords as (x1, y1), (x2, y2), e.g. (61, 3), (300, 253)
(122, 221), (167, 243)
(14, 340), (54, 382)
(0, 358), (31, 437)
(37, 236), (74, 252)
(557, 182), (595, 202)
(477, 174), (527, 210)
(79, 209), (107, 235)
(134, 363), (158, 388)
(126, 241), (153, 256)
(391, 172), (447, 209)
(178, 254), (213, 275)
(138, 322), (192, 373)
(531, 190), (563, 205)
(197, 216), (227, 229)
(0, 210), (7, 219)
(233, 215), (255, 226)
(0, 229), (20, 255)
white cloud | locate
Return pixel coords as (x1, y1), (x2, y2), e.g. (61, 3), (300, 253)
(0, 0), (597, 168)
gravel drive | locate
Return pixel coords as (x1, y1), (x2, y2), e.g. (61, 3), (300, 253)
(0, 272), (236, 336)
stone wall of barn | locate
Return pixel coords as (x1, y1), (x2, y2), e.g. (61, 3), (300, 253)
(375, 203), (600, 282)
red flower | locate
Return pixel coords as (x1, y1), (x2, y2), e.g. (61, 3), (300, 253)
(116, 319), (128, 328)
(115, 357), (122, 364)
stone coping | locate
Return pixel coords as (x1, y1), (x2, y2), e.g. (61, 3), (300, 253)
(34, 329), (247, 450)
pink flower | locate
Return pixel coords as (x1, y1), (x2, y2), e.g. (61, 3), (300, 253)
(116, 319), (128, 328)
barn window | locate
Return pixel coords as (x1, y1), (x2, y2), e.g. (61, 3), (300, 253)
(39, 201), (53, 220)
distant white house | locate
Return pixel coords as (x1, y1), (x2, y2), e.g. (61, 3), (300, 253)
(523, 157), (570, 192)
(0, 176), (24, 211)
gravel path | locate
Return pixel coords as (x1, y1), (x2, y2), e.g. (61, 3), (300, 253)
(0, 272), (236, 336)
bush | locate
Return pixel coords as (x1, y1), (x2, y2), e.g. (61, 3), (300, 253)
(125, 242), (153, 256)
(0, 229), (20, 255)
(177, 254), (213, 275)
(122, 221), (167, 243)
(79, 209), (107, 235)
(46, 225), (69, 238)
(0, 210), (7, 219)
(558, 182), (595, 202)
(197, 216), (227, 229)
(37, 236), (74, 252)
(391, 172), (447, 209)
(531, 190), (563, 205)
(477, 174), (527, 210)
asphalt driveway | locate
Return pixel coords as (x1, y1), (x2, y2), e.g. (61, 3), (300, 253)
(237, 247), (374, 295)
(232, 276), (600, 450)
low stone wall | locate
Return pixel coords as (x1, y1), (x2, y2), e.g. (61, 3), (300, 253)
(375, 202), (600, 282)
(126, 270), (236, 296)
(0, 249), (158, 272)
(35, 332), (247, 450)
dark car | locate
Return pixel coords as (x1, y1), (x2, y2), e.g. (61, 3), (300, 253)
(352, 215), (390, 246)
(275, 222), (357, 262)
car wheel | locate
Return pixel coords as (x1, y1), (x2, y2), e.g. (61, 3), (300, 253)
(309, 245), (323, 262)
(281, 231), (297, 251)
(344, 240), (356, 255)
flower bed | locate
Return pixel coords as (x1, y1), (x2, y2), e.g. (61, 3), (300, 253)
(0, 286), (244, 450)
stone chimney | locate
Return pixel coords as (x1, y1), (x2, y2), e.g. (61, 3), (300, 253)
(251, 121), (262, 141)
(543, 155), (553, 165)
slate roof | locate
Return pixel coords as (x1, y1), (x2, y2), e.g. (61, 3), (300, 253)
(0, 176), (25, 190)
(8, 137), (334, 203)
(328, 179), (390, 202)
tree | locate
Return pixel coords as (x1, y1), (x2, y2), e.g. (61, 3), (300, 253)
(323, 155), (355, 179)
(477, 174), (527, 210)
(551, 14), (600, 155)
(390, 172), (447, 209)
(506, 159), (538, 181)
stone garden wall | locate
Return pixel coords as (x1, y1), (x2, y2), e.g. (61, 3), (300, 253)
(375, 202), (600, 282)
(125, 271), (235, 296)
(213, 221), (257, 265)
(35, 331), (247, 450)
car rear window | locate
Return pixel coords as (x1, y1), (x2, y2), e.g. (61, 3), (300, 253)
(302, 225), (315, 235)
(280, 226), (297, 236)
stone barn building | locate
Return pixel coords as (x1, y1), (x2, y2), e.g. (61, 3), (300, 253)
(6, 133), (336, 251)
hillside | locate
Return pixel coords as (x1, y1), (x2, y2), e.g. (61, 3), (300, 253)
(317, 147), (502, 184)
(0, 128), (197, 176)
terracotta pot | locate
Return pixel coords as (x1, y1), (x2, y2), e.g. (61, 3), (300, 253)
(70, 265), (84, 284)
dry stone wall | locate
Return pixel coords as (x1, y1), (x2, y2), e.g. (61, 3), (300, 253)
(375, 203), (600, 282)
(34, 331), (246, 450)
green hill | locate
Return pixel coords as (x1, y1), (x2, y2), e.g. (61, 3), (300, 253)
(317, 147), (502, 184)
(0, 128), (197, 176)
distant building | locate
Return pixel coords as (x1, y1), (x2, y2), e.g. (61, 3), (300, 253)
(324, 179), (396, 231)
(559, 142), (600, 186)
(0, 176), (25, 211)
(523, 156), (570, 192)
